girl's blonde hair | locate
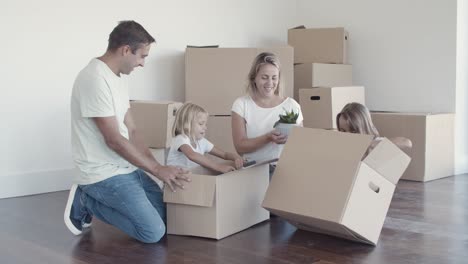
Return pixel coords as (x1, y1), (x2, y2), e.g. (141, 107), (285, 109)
(336, 102), (380, 137)
(172, 102), (208, 143)
(246, 52), (282, 96)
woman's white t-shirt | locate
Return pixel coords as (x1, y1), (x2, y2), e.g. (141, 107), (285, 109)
(231, 95), (303, 162)
(166, 134), (214, 168)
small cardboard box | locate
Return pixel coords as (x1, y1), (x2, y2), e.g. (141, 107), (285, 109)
(294, 63), (353, 100)
(371, 112), (455, 182)
(164, 163), (270, 239)
(205, 115), (236, 154)
(299, 86), (365, 129)
(185, 46), (294, 115)
(288, 26), (348, 64)
(130, 101), (183, 148)
(262, 127), (410, 245)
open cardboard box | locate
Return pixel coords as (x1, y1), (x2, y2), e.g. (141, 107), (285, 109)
(262, 127), (410, 245)
(164, 161), (270, 239)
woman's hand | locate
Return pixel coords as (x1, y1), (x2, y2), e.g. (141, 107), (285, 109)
(268, 130), (287, 144)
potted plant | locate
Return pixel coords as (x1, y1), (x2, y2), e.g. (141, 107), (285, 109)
(273, 108), (299, 136)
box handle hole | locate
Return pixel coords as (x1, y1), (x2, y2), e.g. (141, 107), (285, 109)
(310, 96), (320, 101)
(369, 182), (380, 193)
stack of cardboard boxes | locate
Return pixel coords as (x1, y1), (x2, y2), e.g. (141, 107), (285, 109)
(185, 46), (294, 153)
(290, 26), (364, 130)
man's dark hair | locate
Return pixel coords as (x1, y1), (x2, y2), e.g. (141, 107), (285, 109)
(107, 20), (156, 53)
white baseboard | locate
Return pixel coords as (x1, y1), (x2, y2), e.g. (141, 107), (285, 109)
(455, 154), (468, 175)
(0, 168), (76, 199)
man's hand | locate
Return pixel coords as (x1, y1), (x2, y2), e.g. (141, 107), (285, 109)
(156, 166), (190, 192)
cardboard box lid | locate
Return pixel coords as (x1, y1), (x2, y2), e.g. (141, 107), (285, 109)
(263, 128), (374, 221)
(362, 138), (411, 185)
(163, 173), (216, 207)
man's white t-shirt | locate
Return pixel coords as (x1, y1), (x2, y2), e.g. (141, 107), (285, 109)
(166, 135), (214, 169)
(71, 58), (137, 185)
(231, 95), (303, 162)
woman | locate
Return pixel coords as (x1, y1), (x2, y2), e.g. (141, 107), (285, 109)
(231, 52), (303, 174)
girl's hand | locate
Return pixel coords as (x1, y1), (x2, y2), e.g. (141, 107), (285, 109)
(216, 164), (236, 173)
(233, 155), (244, 169)
(226, 152), (244, 169)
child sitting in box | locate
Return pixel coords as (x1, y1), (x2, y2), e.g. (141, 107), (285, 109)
(336, 102), (412, 158)
(167, 102), (244, 173)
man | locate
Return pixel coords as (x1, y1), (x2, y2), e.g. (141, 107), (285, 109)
(64, 20), (189, 243)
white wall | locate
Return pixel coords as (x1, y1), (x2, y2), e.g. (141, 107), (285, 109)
(296, 0), (466, 174)
(456, 0), (468, 174)
(0, 0), (296, 198)
(296, 0), (456, 113)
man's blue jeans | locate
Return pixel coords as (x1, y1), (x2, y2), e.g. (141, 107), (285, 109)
(79, 169), (166, 243)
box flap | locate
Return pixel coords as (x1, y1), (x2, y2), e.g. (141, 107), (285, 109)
(186, 45), (220, 48)
(363, 138), (411, 185)
(163, 174), (216, 207)
(290, 25), (306, 30)
(263, 128), (374, 222)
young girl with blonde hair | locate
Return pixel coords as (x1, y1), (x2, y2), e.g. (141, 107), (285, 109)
(167, 102), (244, 173)
(337, 102), (412, 155)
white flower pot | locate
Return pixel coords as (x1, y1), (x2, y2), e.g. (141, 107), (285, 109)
(274, 123), (297, 136)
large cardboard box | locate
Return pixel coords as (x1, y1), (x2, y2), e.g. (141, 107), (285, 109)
(294, 63), (353, 100)
(299, 86), (365, 129)
(130, 101), (183, 148)
(262, 127), (411, 245)
(205, 115), (236, 154)
(288, 26), (348, 64)
(371, 112), (455, 182)
(164, 164), (270, 239)
(186, 46), (294, 115)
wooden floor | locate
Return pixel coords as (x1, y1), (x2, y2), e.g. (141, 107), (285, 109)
(1, 174), (467, 264)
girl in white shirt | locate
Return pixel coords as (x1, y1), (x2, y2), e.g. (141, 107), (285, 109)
(336, 102), (412, 158)
(167, 103), (244, 173)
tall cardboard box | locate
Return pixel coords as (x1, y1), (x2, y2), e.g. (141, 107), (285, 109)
(294, 63), (353, 100)
(164, 164), (270, 239)
(130, 101), (183, 148)
(299, 86), (365, 129)
(371, 112), (455, 182)
(185, 46), (294, 115)
(206, 115), (236, 154)
(288, 26), (348, 64)
(262, 127), (410, 245)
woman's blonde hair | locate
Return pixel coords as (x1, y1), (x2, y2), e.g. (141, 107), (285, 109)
(336, 102), (380, 137)
(172, 102), (208, 143)
(246, 52), (282, 96)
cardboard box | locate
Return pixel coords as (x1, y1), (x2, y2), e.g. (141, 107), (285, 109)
(185, 46), (294, 115)
(164, 163), (270, 239)
(299, 86), (365, 129)
(288, 26), (348, 64)
(205, 115), (236, 154)
(371, 112), (455, 182)
(294, 63), (353, 100)
(130, 101), (183, 148)
(262, 127), (410, 245)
